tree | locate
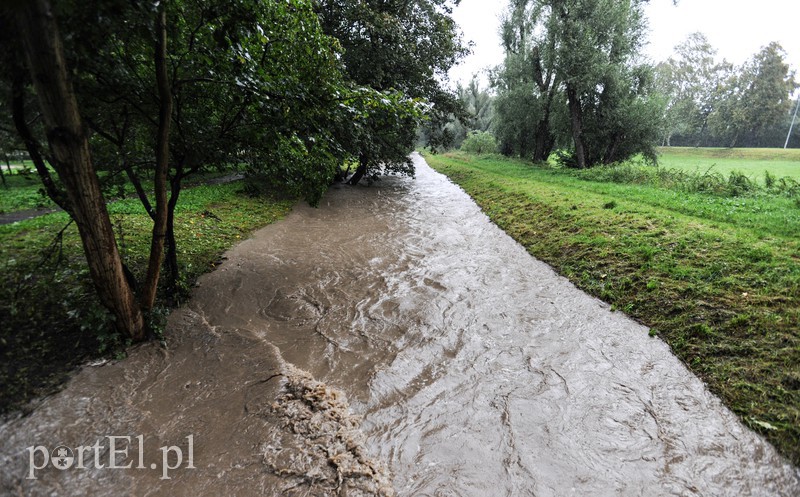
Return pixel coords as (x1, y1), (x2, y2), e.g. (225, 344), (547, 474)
(458, 76), (495, 133)
(2, 0), (355, 340)
(8, 0), (146, 339)
(493, 0), (560, 161)
(708, 43), (797, 147)
(654, 33), (730, 147)
(492, 0), (662, 167)
(427, 75), (494, 150)
(316, 0), (468, 184)
(553, 0), (661, 167)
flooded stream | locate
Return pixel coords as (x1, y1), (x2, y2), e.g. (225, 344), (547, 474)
(2, 153), (798, 496)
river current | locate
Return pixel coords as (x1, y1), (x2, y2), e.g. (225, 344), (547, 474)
(1, 153), (798, 496)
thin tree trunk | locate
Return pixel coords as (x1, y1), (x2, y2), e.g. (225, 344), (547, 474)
(11, 74), (72, 213)
(532, 116), (554, 163)
(15, 0), (145, 340)
(566, 85), (586, 169)
(140, 6), (172, 312)
(603, 132), (624, 165)
(347, 153), (369, 185)
(164, 176), (182, 306)
(123, 161), (155, 219)
(0, 158), (6, 188)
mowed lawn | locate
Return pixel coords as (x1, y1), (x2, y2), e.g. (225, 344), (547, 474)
(425, 150), (800, 465)
(657, 147), (800, 181)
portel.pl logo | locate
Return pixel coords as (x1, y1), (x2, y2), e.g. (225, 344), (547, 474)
(26, 435), (194, 480)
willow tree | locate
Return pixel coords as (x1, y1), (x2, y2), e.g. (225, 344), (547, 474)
(494, 0), (662, 167)
(493, 0), (560, 161)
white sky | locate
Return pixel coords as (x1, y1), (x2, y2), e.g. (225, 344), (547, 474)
(448, 0), (800, 87)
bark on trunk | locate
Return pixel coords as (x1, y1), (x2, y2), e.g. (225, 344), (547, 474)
(532, 75), (559, 163)
(16, 0), (145, 340)
(140, 7), (172, 312)
(532, 118), (554, 163)
(566, 85), (586, 169)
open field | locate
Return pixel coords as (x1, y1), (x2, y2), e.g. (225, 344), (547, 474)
(0, 181), (292, 414)
(424, 150), (800, 465)
(0, 168), (241, 215)
(657, 147), (800, 181)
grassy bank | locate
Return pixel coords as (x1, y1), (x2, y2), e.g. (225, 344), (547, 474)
(0, 181), (292, 414)
(0, 173), (57, 213)
(658, 147), (800, 181)
(424, 151), (800, 465)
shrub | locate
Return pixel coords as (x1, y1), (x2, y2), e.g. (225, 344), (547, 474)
(460, 131), (498, 155)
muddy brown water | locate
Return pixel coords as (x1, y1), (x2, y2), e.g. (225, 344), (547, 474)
(1, 153), (798, 496)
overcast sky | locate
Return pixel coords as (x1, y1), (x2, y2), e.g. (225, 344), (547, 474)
(448, 0), (800, 87)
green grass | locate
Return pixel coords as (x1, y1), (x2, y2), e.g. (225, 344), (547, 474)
(425, 150), (800, 465)
(0, 180), (292, 414)
(0, 173), (56, 213)
(658, 147), (800, 182)
(0, 167), (240, 214)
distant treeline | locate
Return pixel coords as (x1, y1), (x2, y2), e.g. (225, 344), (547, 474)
(425, 2), (798, 163)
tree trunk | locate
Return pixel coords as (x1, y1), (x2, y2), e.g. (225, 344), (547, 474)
(347, 153), (369, 185)
(164, 177), (182, 306)
(11, 73), (72, 213)
(124, 161), (155, 219)
(0, 158), (6, 188)
(15, 0), (145, 340)
(140, 7), (172, 312)
(532, 117), (554, 163)
(566, 85), (586, 169)
(603, 132), (624, 165)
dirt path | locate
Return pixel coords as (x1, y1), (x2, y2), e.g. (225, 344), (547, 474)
(1, 154), (797, 496)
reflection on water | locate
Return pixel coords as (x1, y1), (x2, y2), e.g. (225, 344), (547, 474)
(1, 153), (798, 496)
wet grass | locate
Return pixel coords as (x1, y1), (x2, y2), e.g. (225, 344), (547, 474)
(0, 173), (56, 213)
(0, 181), (293, 415)
(0, 167), (240, 214)
(425, 150), (800, 466)
(657, 147), (800, 182)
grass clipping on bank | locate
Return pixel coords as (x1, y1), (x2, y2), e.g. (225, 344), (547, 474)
(425, 151), (800, 466)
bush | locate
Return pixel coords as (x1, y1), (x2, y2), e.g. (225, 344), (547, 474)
(460, 131), (498, 155)
(569, 161), (795, 199)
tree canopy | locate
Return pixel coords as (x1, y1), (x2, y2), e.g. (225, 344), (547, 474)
(316, 0), (468, 183)
(492, 0), (662, 167)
